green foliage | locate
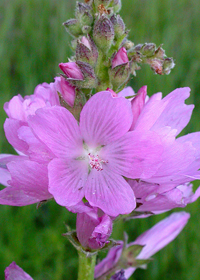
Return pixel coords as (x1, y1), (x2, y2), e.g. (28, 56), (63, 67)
(0, 0), (200, 279)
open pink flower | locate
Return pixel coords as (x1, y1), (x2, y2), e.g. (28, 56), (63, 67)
(28, 91), (163, 216)
(0, 80), (61, 206)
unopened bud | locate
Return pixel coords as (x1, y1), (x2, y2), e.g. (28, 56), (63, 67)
(76, 36), (98, 67)
(142, 43), (156, 57)
(163, 57), (175, 75)
(57, 76), (76, 107)
(82, 25), (92, 34)
(149, 58), (163, 75)
(109, 62), (130, 90)
(76, 2), (93, 26)
(123, 40), (134, 50)
(93, 15), (114, 52)
(111, 0), (122, 13)
(94, 0), (111, 7)
(111, 47), (129, 68)
(76, 209), (112, 250)
(110, 14), (125, 39)
(65, 61), (97, 89)
(155, 45), (165, 59)
(63, 19), (82, 37)
(134, 44), (143, 52)
(110, 270), (126, 280)
(59, 61), (84, 80)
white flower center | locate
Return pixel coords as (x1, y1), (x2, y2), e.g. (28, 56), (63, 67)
(77, 144), (108, 171)
(88, 153), (108, 171)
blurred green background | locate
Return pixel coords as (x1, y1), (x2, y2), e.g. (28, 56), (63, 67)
(0, 0), (200, 279)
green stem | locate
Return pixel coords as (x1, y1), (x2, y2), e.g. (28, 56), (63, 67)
(78, 251), (97, 280)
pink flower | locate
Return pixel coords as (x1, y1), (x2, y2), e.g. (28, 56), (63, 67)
(0, 79), (62, 206)
(28, 91), (163, 216)
(76, 206), (112, 250)
(59, 61), (84, 80)
(112, 47), (129, 68)
(0, 154), (52, 206)
(3, 79), (60, 162)
(95, 212), (190, 279)
(5, 262), (33, 280)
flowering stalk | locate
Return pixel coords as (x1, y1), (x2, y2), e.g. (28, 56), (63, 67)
(78, 251), (97, 280)
(1, 0), (200, 279)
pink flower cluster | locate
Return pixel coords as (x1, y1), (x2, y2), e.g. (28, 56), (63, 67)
(0, 73), (200, 251)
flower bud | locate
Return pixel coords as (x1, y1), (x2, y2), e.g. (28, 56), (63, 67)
(148, 58), (163, 75)
(59, 61), (84, 80)
(76, 61), (97, 88)
(110, 14), (125, 39)
(142, 43), (156, 57)
(154, 45), (165, 59)
(82, 25), (92, 34)
(163, 57), (175, 75)
(123, 40), (134, 51)
(109, 62), (130, 90)
(56, 76), (76, 107)
(111, 0), (122, 13)
(76, 208), (113, 250)
(93, 15), (114, 52)
(76, 2), (93, 26)
(76, 36), (98, 66)
(110, 270), (126, 280)
(63, 19), (82, 37)
(111, 47), (129, 68)
(94, 0), (111, 7)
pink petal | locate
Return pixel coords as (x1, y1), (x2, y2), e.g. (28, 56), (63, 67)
(18, 126), (54, 163)
(48, 158), (87, 207)
(0, 154), (17, 186)
(135, 88), (194, 137)
(4, 95), (26, 121)
(80, 92), (133, 146)
(124, 212), (190, 278)
(118, 86), (135, 98)
(28, 106), (82, 159)
(112, 47), (129, 68)
(95, 242), (123, 278)
(130, 86), (147, 130)
(146, 140), (196, 184)
(0, 159), (52, 206)
(101, 130), (163, 179)
(58, 76), (76, 107)
(34, 78), (60, 106)
(5, 262), (33, 280)
(59, 62), (84, 80)
(132, 212), (190, 259)
(85, 169), (136, 216)
(4, 119), (29, 154)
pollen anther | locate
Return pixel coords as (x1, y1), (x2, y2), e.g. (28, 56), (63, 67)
(88, 153), (108, 171)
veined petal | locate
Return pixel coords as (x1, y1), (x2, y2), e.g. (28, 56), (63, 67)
(4, 119), (29, 154)
(80, 92), (133, 146)
(101, 130), (163, 179)
(0, 159), (52, 206)
(85, 169), (136, 216)
(135, 88), (194, 136)
(48, 158), (88, 207)
(28, 106), (82, 159)
(18, 126), (54, 163)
